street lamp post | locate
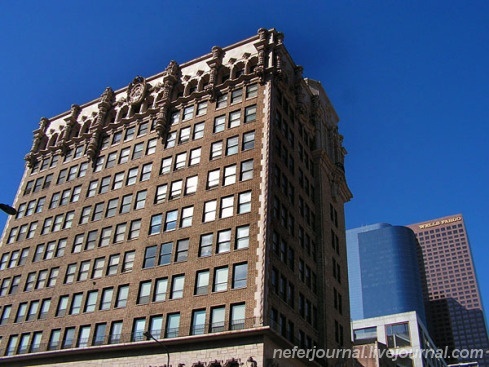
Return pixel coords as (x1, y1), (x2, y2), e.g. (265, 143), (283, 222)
(0, 204), (16, 216)
(143, 331), (170, 367)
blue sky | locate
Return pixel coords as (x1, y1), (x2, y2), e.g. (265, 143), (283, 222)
(1, 1), (488, 324)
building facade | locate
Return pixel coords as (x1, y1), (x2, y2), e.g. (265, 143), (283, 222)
(346, 224), (427, 323)
(0, 29), (352, 366)
(408, 214), (489, 367)
(352, 312), (447, 367)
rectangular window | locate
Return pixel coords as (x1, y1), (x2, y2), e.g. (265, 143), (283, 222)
(120, 194), (132, 214)
(100, 176), (111, 193)
(238, 191), (252, 214)
(26, 300), (39, 321)
(85, 230), (97, 250)
(106, 198), (118, 218)
(213, 267), (228, 292)
(210, 141), (223, 159)
(87, 180), (98, 197)
(245, 105), (257, 123)
(233, 263), (248, 288)
(128, 219), (141, 239)
(154, 278), (168, 302)
(203, 200), (217, 222)
(135, 190), (146, 209)
(78, 261), (90, 281)
(199, 233), (213, 257)
(165, 313), (180, 338)
(183, 105), (194, 120)
(160, 157), (172, 174)
(85, 290), (98, 313)
(140, 163), (152, 181)
(143, 245), (157, 268)
(114, 223), (126, 243)
(243, 131), (255, 150)
(220, 195), (234, 218)
(93, 323), (107, 346)
(106, 254), (120, 276)
(115, 285), (129, 308)
(109, 321), (123, 344)
(195, 270), (209, 295)
(70, 293), (83, 315)
(217, 94), (228, 108)
(207, 169), (220, 189)
(191, 309), (206, 335)
(226, 136), (239, 155)
(217, 229), (231, 253)
(185, 175), (198, 195)
(99, 227), (112, 247)
(170, 275), (185, 299)
(174, 152), (187, 170)
(137, 281), (152, 304)
(193, 122), (204, 139)
(155, 184), (168, 204)
(124, 126), (135, 141)
(165, 131), (176, 148)
(170, 180), (183, 199)
(164, 210), (178, 231)
(196, 101), (207, 116)
(240, 159), (253, 181)
(146, 138), (157, 155)
(132, 142), (144, 159)
(213, 115), (225, 133)
(159, 242), (173, 265)
(179, 126), (191, 144)
(119, 147), (130, 164)
(231, 88), (243, 104)
(246, 83), (258, 98)
(230, 303), (246, 330)
(92, 258), (105, 279)
(100, 288), (113, 310)
(180, 207), (194, 228)
(211, 306), (225, 333)
(189, 147), (201, 166)
(112, 131), (122, 145)
(223, 165), (237, 186)
(113, 172), (125, 189)
(122, 251), (135, 272)
(229, 110), (241, 128)
(106, 152), (117, 168)
(175, 238), (189, 262)
(126, 168), (138, 186)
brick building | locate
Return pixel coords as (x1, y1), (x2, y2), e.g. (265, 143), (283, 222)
(0, 28), (352, 366)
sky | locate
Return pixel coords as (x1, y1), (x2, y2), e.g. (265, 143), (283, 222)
(0, 1), (488, 324)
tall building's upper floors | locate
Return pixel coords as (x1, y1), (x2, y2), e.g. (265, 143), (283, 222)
(0, 28), (351, 360)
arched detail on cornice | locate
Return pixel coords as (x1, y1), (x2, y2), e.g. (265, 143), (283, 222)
(184, 79), (198, 96)
(246, 56), (259, 74)
(231, 61), (245, 79)
(47, 133), (58, 148)
(80, 120), (92, 136)
(198, 74), (211, 92)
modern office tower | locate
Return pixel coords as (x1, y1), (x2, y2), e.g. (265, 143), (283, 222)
(408, 214), (489, 367)
(352, 312), (447, 367)
(0, 29), (352, 367)
(346, 224), (428, 323)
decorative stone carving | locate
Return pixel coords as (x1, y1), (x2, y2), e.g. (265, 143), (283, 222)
(127, 76), (147, 106)
(246, 357), (257, 367)
(155, 105), (168, 139)
(24, 117), (50, 167)
(86, 87), (115, 162)
(208, 360), (222, 367)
